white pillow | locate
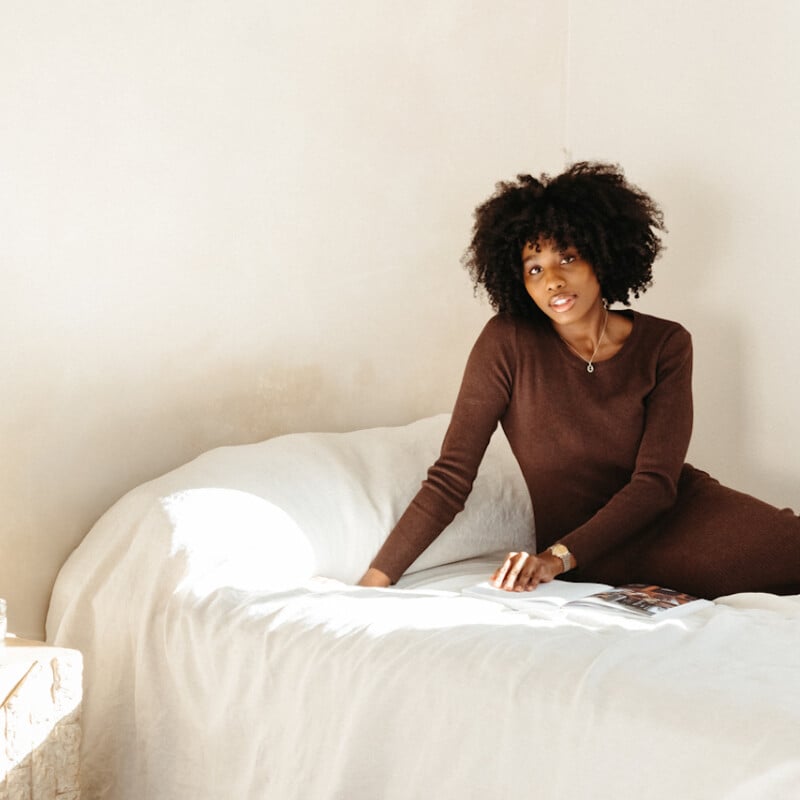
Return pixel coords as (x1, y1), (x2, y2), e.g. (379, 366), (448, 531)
(78, 414), (534, 596)
(225, 413), (534, 582)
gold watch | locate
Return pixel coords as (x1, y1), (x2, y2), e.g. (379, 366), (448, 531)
(548, 543), (573, 573)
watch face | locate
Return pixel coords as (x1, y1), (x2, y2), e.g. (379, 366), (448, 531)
(551, 544), (568, 557)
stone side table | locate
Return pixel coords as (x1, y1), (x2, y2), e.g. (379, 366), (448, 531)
(0, 637), (82, 800)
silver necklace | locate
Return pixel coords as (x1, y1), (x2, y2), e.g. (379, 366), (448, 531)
(558, 309), (609, 373)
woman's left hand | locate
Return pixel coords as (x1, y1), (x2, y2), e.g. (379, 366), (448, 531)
(490, 551), (562, 592)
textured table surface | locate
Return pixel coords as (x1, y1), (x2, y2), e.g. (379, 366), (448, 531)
(1, 638), (82, 800)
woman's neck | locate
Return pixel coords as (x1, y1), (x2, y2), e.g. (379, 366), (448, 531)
(553, 306), (609, 360)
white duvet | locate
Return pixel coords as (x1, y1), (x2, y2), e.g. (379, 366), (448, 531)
(47, 416), (800, 800)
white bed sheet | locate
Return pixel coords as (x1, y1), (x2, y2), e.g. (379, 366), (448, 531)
(45, 415), (800, 800)
(48, 547), (800, 800)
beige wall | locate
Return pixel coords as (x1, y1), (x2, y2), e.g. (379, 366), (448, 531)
(1, 1), (568, 639)
(4, 1), (799, 641)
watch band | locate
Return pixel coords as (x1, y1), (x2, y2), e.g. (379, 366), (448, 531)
(548, 543), (573, 573)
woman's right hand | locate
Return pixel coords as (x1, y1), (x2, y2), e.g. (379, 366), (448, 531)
(490, 550), (562, 592)
(357, 567), (392, 587)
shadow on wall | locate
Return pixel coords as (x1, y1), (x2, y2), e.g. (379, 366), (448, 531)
(198, 357), (437, 448)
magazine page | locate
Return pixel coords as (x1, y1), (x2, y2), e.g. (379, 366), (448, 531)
(462, 579), (613, 611)
(564, 584), (712, 620)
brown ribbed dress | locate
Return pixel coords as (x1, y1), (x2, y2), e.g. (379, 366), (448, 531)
(370, 310), (800, 598)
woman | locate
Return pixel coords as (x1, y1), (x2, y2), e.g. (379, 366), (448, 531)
(358, 162), (800, 598)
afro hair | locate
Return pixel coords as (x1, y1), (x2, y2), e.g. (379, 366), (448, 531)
(463, 162), (666, 317)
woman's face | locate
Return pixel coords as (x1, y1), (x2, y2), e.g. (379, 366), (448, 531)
(521, 238), (603, 325)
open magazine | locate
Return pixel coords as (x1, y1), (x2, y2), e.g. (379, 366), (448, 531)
(463, 580), (712, 620)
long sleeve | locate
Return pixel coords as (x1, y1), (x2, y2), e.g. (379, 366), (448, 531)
(369, 315), (516, 582)
(371, 311), (695, 582)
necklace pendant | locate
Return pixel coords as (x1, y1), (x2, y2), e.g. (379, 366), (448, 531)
(586, 363), (595, 373)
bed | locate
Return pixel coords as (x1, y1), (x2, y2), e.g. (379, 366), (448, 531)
(46, 414), (800, 800)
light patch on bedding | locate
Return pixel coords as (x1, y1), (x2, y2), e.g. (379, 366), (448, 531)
(163, 488), (317, 595)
